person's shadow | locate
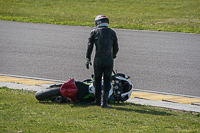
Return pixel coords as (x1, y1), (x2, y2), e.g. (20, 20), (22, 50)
(109, 102), (173, 116)
(64, 101), (173, 116)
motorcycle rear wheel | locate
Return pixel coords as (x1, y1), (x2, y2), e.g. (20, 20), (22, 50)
(35, 88), (62, 101)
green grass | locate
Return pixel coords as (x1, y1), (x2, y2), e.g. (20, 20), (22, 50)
(0, 0), (199, 33)
(1, 87), (200, 133)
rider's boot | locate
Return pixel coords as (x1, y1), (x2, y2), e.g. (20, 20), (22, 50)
(101, 92), (111, 108)
(91, 92), (101, 106)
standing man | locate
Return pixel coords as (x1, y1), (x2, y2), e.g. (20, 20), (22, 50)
(85, 15), (119, 108)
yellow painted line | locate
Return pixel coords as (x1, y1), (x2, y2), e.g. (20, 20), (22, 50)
(131, 91), (200, 105)
(164, 97), (200, 104)
(0, 76), (60, 86)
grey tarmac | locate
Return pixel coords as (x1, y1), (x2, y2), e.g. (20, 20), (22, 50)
(0, 20), (200, 98)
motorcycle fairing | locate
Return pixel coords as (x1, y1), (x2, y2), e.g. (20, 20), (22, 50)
(75, 81), (90, 100)
(113, 76), (133, 101)
(60, 78), (78, 102)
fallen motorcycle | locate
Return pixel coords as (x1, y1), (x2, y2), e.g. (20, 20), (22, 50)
(35, 70), (133, 103)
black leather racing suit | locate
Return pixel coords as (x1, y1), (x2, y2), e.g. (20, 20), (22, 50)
(86, 27), (119, 106)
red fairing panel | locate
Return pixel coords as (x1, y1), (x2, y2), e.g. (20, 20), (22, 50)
(60, 78), (78, 102)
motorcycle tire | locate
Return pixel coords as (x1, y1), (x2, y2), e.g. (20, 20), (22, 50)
(54, 96), (63, 103)
(35, 88), (62, 101)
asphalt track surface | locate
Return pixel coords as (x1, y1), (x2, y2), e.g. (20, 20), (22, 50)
(0, 20), (200, 97)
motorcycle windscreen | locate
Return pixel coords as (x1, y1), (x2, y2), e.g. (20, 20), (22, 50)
(60, 78), (78, 102)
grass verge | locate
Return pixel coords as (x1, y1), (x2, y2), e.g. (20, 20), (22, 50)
(0, 87), (200, 133)
(0, 0), (199, 33)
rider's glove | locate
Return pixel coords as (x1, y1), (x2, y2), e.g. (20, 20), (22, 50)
(85, 58), (92, 69)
